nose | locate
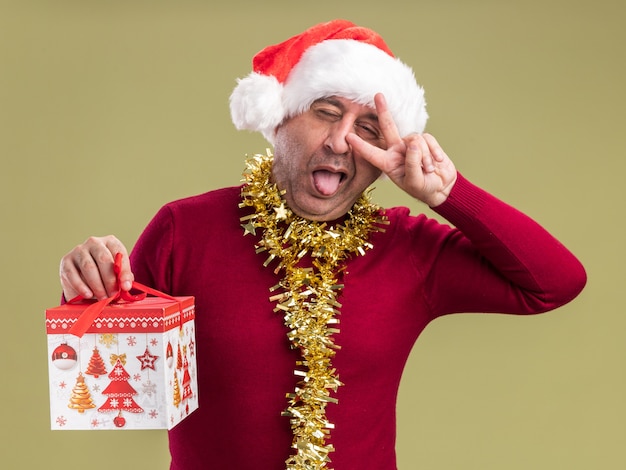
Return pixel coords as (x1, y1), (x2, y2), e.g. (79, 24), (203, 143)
(324, 119), (353, 155)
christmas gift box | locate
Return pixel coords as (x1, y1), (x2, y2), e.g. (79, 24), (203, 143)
(46, 257), (198, 430)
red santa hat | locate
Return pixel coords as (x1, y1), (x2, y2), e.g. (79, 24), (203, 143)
(229, 19), (428, 143)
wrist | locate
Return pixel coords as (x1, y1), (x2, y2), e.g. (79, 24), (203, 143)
(426, 174), (457, 208)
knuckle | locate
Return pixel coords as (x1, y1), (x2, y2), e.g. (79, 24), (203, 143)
(93, 250), (112, 265)
(102, 234), (118, 244)
(76, 257), (96, 275)
(85, 235), (103, 245)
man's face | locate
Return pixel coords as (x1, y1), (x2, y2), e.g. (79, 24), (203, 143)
(272, 96), (385, 221)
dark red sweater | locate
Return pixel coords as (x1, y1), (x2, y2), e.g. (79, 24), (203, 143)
(130, 174), (586, 469)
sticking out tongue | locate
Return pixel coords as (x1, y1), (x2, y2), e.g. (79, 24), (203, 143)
(313, 170), (342, 196)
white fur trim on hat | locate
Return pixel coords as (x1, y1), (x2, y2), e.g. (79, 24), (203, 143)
(229, 39), (427, 144)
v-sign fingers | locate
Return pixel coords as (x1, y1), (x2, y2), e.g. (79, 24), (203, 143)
(374, 93), (403, 149)
(347, 93), (407, 178)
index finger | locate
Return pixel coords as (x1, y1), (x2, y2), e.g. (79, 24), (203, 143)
(374, 93), (402, 147)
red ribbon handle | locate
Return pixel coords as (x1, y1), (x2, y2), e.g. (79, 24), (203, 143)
(68, 253), (182, 337)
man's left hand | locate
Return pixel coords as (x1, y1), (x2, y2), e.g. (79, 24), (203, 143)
(347, 93), (457, 207)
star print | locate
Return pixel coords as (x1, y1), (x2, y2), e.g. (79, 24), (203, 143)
(136, 347), (159, 371)
(274, 203), (288, 220)
(241, 221), (257, 236)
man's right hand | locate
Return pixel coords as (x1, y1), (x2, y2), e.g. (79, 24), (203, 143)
(59, 235), (133, 301)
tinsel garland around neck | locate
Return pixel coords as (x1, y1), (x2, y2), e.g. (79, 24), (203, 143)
(239, 151), (388, 469)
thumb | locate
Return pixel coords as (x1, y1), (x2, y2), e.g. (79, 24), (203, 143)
(112, 251), (134, 292)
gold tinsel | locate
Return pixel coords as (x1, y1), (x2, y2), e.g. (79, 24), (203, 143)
(239, 150), (388, 469)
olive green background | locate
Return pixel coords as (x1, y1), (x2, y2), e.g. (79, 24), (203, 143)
(1, 0), (623, 468)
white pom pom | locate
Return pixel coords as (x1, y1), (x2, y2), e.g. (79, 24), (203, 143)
(229, 72), (285, 143)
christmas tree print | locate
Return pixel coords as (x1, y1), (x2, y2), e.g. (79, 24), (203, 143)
(182, 355), (193, 402)
(85, 347), (107, 378)
(68, 372), (96, 413)
(172, 370), (181, 408)
(181, 355), (193, 415)
(176, 343), (183, 370)
(98, 358), (143, 425)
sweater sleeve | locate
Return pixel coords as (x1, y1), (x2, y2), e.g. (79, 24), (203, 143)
(425, 173), (586, 316)
(129, 204), (175, 295)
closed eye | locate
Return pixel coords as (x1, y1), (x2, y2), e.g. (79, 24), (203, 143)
(314, 108), (341, 121)
(355, 122), (382, 142)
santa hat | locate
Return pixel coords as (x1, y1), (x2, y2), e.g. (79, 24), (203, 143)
(229, 19), (428, 143)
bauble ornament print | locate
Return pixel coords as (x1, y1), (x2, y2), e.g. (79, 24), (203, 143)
(51, 343), (77, 370)
(113, 412), (126, 428)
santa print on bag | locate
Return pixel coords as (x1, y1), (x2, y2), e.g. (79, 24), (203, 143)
(98, 358), (143, 427)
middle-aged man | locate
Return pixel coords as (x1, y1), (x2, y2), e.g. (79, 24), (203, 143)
(60, 19), (587, 470)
